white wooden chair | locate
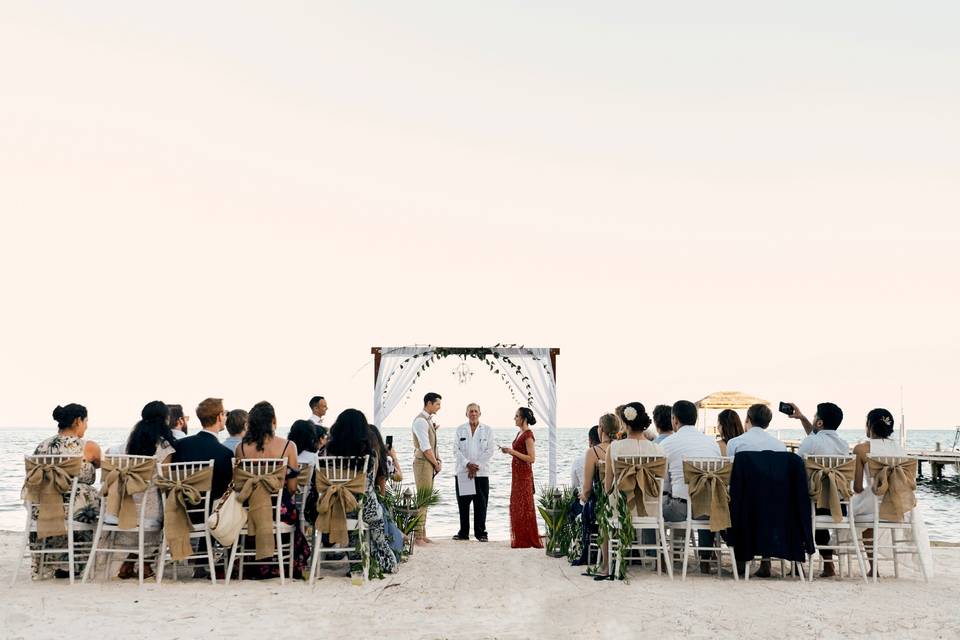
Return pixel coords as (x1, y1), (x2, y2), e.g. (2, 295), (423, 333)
(155, 460), (217, 584)
(855, 455), (929, 582)
(676, 457), (739, 581)
(83, 455), (161, 586)
(309, 455), (370, 585)
(296, 462), (315, 536)
(225, 458), (295, 585)
(609, 455), (673, 579)
(804, 454), (868, 583)
(12, 454), (95, 585)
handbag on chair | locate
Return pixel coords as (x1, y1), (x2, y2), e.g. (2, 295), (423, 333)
(206, 488), (247, 546)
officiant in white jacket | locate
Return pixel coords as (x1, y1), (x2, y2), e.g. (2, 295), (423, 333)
(453, 403), (495, 542)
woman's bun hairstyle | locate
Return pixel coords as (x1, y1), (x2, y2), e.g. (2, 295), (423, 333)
(867, 408), (895, 439)
(621, 402), (652, 432)
(52, 403), (88, 430)
(518, 407), (536, 426)
(141, 400), (169, 422)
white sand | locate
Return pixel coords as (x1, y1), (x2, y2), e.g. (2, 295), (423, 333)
(2, 531), (959, 639)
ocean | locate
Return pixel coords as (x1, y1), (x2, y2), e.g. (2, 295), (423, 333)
(3, 427), (959, 542)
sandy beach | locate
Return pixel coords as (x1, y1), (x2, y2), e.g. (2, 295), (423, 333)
(2, 531), (959, 640)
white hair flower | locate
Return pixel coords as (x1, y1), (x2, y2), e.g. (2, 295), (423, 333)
(623, 406), (638, 421)
(882, 415), (893, 426)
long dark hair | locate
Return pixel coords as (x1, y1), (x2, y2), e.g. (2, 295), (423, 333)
(288, 419), (319, 455)
(367, 424), (389, 483)
(126, 401), (175, 456)
(243, 401), (276, 452)
(717, 409), (744, 443)
(325, 409), (373, 460)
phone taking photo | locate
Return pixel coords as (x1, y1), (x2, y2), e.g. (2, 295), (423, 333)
(385, 435), (393, 451)
(778, 401), (793, 416)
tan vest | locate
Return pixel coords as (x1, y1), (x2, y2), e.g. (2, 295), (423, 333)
(413, 411), (437, 461)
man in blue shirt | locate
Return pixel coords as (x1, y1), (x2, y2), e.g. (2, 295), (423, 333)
(725, 404), (786, 457)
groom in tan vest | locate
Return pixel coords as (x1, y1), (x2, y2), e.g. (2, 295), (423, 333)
(412, 392), (442, 545)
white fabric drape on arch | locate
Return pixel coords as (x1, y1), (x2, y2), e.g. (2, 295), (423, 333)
(371, 346), (559, 487)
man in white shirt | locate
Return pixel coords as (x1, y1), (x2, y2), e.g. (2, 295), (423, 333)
(453, 403), (496, 542)
(412, 392), (442, 544)
(725, 404), (786, 457)
(308, 395), (328, 426)
(661, 400), (721, 573)
(571, 426), (600, 493)
(791, 401), (847, 577)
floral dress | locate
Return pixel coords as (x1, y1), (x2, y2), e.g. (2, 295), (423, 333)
(28, 435), (100, 578)
(360, 465), (399, 574)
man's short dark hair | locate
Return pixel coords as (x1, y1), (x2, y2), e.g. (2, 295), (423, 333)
(309, 396), (325, 409)
(652, 405), (673, 433)
(747, 403), (773, 429)
(588, 425), (600, 446)
(423, 392), (442, 405)
(671, 400), (697, 427)
(816, 402), (843, 431)
(225, 409), (248, 436)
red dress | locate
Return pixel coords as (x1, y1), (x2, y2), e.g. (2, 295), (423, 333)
(510, 429), (543, 549)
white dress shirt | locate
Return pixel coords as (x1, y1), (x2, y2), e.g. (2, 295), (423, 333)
(660, 425), (721, 500)
(571, 450), (586, 491)
(412, 411), (434, 454)
(797, 429), (850, 457)
(308, 414), (324, 426)
(454, 422), (495, 476)
(725, 427), (787, 457)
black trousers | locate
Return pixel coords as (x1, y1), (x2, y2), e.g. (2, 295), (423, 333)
(455, 476), (489, 538)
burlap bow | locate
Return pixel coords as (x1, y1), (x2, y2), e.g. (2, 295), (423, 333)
(314, 467), (366, 546)
(234, 466), (286, 560)
(805, 458), (855, 523)
(101, 458), (156, 529)
(614, 458), (665, 517)
(683, 461), (733, 531)
(23, 457), (83, 539)
(867, 458), (918, 521)
(155, 468), (213, 561)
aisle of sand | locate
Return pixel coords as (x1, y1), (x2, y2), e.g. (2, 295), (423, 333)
(2, 531), (959, 639)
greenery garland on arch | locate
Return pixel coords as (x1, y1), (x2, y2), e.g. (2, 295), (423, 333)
(378, 344), (552, 410)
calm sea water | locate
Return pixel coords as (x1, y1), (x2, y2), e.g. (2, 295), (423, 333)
(3, 427), (958, 542)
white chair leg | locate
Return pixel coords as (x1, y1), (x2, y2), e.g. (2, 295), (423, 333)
(225, 537), (240, 585)
(137, 529), (145, 587)
(83, 518), (105, 583)
(891, 529), (900, 579)
(309, 531), (322, 585)
(10, 526), (30, 586)
(205, 531), (216, 585)
(157, 535), (167, 585)
(681, 525), (691, 580)
(276, 527), (285, 585)
(67, 524), (76, 585)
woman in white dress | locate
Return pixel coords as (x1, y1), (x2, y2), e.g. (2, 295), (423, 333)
(852, 408), (932, 577)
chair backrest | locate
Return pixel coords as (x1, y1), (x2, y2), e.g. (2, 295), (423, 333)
(614, 454), (666, 516)
(158, 459), (215, 522)
(235, 458), (287, 521)
(101, 454), (157, 490)
(22, 454), (82, 510)
(316, 455), (369, 485)
(684, 456), (731, 473)
(865, 454), (916, 520)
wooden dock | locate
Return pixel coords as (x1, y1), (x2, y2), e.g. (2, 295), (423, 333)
(781, 439), (960, 480)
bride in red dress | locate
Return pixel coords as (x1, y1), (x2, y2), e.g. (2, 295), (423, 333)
(501, 407), (543, 549)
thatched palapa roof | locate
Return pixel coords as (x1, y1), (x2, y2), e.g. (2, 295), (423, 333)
(696, 391), (770, 410)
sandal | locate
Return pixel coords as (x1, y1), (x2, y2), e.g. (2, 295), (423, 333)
(117, 561), (136, 580)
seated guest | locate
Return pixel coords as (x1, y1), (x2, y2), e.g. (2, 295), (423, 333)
(308, 395), (328, 426)
(368, 424), (405, 554)
(725, 404), (786, 457)
(717, 409), (744, 456)
(652, 404), (673, 444)
(167, 404), (189, 439)
(234, 401), (310, 579)
(316, 425), (329, 456)
(791, 402), (847, 577)
(110, 401), (178, 580)
(575, 416), (617, 570)
(324, 409), (398, 574)
(793, 402), (848, 456)
(172, 398), (235, 507)
(723, 403), (785, 577)
(288, 419), (320, 467)
(571, 426), (600, 495)
(597, 403), (665, 578)
(29, 403), (101, 579)
(661, 400), (721, 574)
(222, 409), (247, 453)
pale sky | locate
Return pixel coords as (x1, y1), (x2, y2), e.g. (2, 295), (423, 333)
(1, 2), (958, 432)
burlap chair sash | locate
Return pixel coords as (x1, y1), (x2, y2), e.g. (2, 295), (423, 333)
(23, 457), (83, 539)
(233, 466), (286, 560)
(682, 461), (733, 531)
(867, 458), (918, 521)
(805, 458), (855, 523)
(314, 467), (367, 546)
(155, 468), (213, 561)
(101, 458), (156, 529)
(614, 458), (665, 517)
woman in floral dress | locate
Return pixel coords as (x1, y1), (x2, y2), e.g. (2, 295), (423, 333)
(28, 403), (102, 578)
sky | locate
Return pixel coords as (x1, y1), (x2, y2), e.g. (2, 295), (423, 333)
(1, 2), (958, 432)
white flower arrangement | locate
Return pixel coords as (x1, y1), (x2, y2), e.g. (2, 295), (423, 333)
(623, 406), (638, 421)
